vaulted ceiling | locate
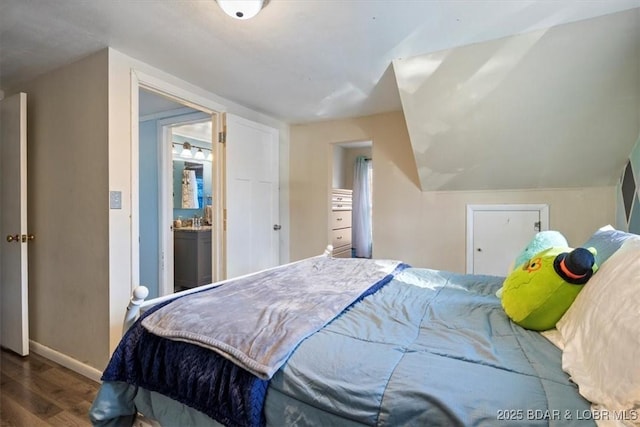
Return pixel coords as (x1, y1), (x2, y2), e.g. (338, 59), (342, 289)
(395, 8), (640, 191)
(1, 1), (639, 191)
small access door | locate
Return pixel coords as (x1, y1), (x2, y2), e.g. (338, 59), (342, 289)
(467, 204), (548, 276)
(1, 93), (30, 356)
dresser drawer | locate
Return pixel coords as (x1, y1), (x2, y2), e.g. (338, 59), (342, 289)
(331, 210), (352, 230)
(331, 227), (352, 249)
(331, 201), (352, 211)
(331, 189), (352, 210)
(332, 246), (352, 258)
(331, 194), (352, 203)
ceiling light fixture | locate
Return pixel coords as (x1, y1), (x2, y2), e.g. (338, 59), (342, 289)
(216, 0), (264, 20)
(180, 142), (193, 158)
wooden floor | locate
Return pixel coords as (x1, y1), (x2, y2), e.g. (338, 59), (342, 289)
(0, 349), (99, 427)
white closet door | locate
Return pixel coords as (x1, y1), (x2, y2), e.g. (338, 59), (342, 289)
(467, 204), (548, 276)
(225, 114), (279, 278)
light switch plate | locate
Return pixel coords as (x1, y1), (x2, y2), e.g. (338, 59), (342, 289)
(109, 191), (122, 209)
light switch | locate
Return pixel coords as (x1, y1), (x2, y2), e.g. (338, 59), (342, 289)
(110, 191), (122, 209)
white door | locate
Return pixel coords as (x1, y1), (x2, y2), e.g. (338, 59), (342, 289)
(467, 204), (548, 276)
(1, 93), (29, 356)
(225, 114), (279, 278)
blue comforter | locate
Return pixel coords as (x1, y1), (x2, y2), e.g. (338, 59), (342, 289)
(90, 267), (593, 427)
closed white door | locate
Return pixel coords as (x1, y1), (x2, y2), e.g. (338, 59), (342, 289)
(467, 205), (548, 276)
(1, 93), (29, 356)
(225, 114), (279, 278)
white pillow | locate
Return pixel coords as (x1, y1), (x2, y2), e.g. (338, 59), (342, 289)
(557, 236), (640, 418)
(540, 328), (564, 350)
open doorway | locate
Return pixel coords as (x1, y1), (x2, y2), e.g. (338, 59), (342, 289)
(138, 88), (221, 298)
(331, 141), (373, 258)
(168, 119), (215, 292)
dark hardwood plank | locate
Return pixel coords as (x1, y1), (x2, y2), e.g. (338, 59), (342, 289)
(1, 392), (50, 427)
(1, 351), (54, 378)
(0, 350), (99, 427)
(0, 372), (63, 420)
(46, 409), (93, 427)
(4, 361), (87, 414)
(39, 368), (99, 403)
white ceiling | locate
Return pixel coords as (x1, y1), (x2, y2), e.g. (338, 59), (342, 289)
(2, 1), (639, 193)
(1, 0), (639, 124)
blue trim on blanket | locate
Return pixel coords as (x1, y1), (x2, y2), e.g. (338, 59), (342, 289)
(101, 262), (409, 427)
(352, 262), (410, 304)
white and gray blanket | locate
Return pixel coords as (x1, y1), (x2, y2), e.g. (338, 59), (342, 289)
(142, 256), (402, 379)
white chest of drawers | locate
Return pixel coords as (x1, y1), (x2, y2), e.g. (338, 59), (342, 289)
(331, 189), (352, 258)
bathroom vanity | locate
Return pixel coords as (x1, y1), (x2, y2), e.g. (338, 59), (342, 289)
(174, 226), (212, 291)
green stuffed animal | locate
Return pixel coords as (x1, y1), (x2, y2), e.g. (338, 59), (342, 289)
(496, 230), (569, 299)
(501, 246), (597, 331)
(512, 230), (568, 271)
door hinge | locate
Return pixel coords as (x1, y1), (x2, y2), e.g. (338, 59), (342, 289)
(534, 221), (541, 231)
(218, 131), (226, 144)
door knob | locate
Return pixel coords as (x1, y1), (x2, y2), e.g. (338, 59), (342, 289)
(5, 234), (34, 243)
(273, 224), (282, 231)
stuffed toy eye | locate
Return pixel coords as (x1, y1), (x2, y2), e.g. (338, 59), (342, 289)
(523, 257), (542, 272)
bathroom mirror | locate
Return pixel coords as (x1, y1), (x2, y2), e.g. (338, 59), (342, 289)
(173, 161), (204, 209)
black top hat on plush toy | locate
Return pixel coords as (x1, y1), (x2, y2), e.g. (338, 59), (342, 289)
(553, 247), (596, 285)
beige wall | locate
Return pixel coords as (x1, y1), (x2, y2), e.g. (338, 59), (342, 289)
(15, 50), (111, 368)
(290, 111), (616, 271)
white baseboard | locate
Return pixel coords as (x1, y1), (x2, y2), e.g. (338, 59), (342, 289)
(29, 340), (103, 383)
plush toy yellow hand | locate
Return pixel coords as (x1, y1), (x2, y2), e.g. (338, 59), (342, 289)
(501, 246), (597, 331)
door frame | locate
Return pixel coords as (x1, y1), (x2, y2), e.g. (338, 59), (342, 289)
(465, 204), (549, 274)
(131, 70), (226, 295)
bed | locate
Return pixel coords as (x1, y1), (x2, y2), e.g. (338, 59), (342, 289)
(90, 226), (640, 427)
